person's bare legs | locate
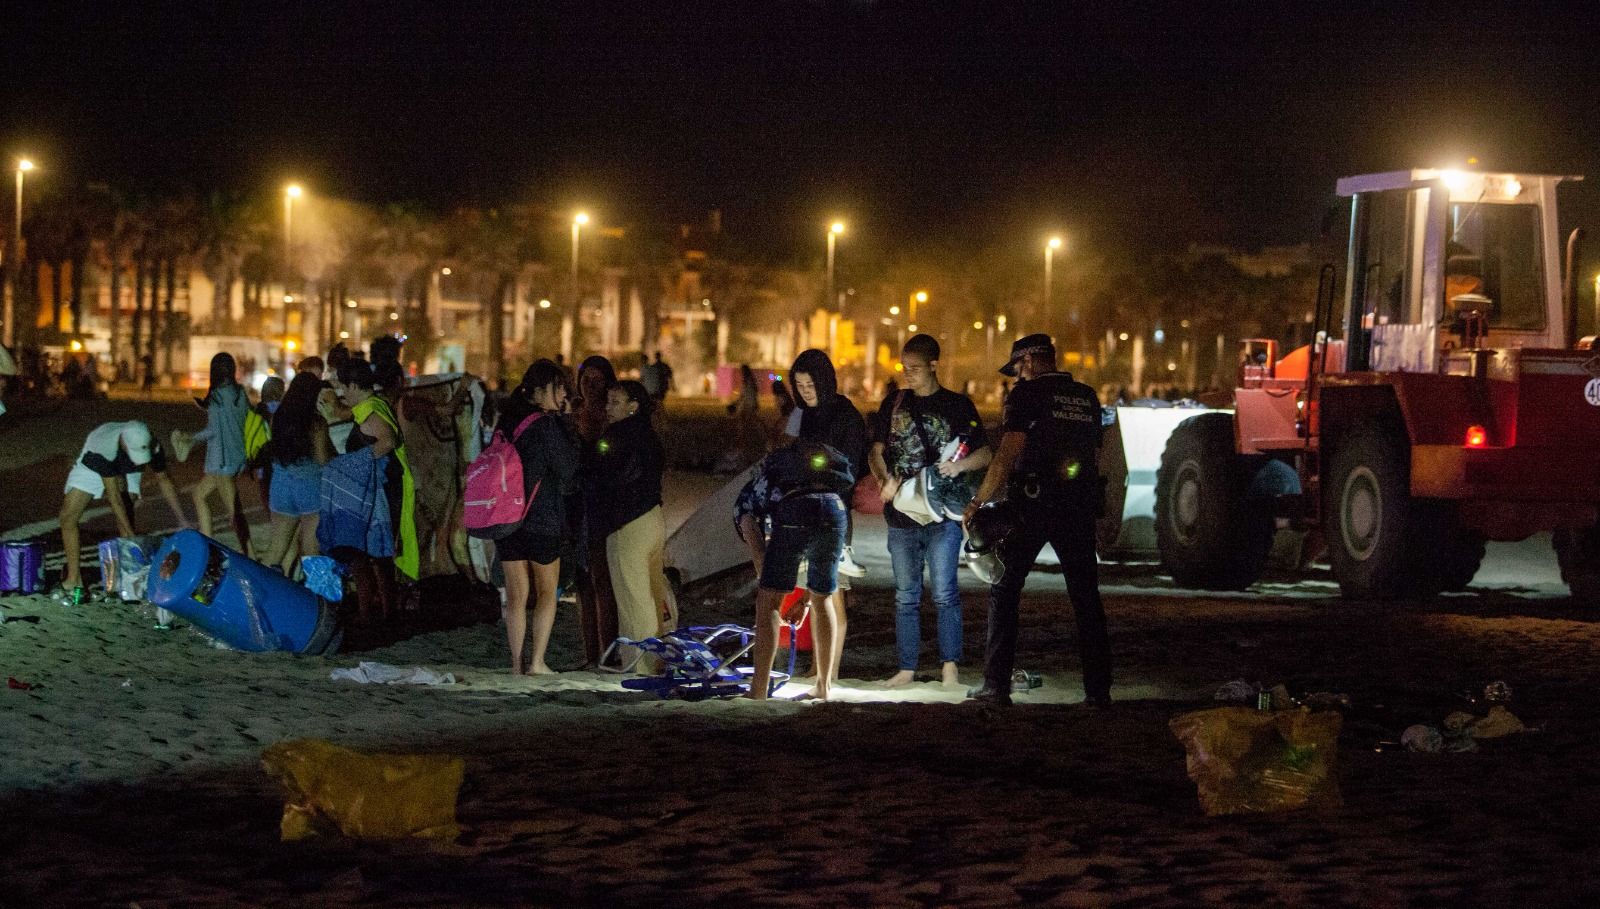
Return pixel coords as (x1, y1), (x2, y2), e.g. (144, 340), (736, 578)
(743, 587), (787, 700)
(58, 489), (93, 590)
(262, 513), (296, 571)
(526, 559), (561, 675)
(230, 484), (252, 558)
(295, 515), (319, 566)
(192, 474), (220, 537)
(803, 590), (839, 700)
(830, 587), (848, 685)
(214, 475), (241, 551)
(502, 559), (530, 674)
(941, 660), (961, 686)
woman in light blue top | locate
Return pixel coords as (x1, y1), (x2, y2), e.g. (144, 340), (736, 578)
(185, 353), (251, 546)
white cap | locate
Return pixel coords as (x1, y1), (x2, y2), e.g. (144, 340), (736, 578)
(121, 423), (154, 466)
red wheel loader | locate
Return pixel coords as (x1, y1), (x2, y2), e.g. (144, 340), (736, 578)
(1152, 168), (1600, 601)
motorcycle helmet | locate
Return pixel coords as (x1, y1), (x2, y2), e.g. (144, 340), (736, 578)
(963, 500), (1018, 585)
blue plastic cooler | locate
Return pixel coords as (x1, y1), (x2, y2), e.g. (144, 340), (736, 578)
(146, 530), (340, 654)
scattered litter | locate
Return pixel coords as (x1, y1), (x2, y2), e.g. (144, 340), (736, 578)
(1469, 705), (1527, 739)
(1402, 725), (1445, 753)
(120, 678), (133, 689)
(1169, 706), (1343, 815)
(1399, 704), (1529, 753)
(1300, 692), (1353, 711)
(261, 738), (464, 841)
(1482, 680), (1513, 703)
(1214, 679), (1256, 703)
(1212, 679), (1302, 710)
(330, 661), (457, 686)
(8, 677), (37, 691)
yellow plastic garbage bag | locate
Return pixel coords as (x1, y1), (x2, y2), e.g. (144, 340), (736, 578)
(1169, 706), (1343, 816)
(261, 738), (465, 841)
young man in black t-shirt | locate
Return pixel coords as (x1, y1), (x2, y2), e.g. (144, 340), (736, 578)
(868, 334), (992, 687)
(964, 334), (1112, 706)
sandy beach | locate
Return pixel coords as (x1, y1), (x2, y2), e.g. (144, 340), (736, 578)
(4, 400), (1600, 907)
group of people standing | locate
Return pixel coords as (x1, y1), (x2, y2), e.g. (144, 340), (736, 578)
(57, 343), (422, 622)
(736, 332), (1112, 705)
(486, 356), (678, 676)
(48, 330), (1111, 707)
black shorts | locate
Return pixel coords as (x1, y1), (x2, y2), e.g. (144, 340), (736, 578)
(494, 526), (562, 565)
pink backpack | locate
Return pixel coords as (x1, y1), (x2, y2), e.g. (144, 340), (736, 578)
(464, 413), (543, 540)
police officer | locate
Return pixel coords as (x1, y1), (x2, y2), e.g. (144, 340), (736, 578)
(963, 334), (1112, 706)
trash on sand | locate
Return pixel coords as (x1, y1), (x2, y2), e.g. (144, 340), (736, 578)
(1402, 724), (1443, 753)
(329, 661), (457, 686)
(300, 556), (346, 603)
(1301, 691), (1353, 711)
(1482, 680), (1513, 703)
(1169, 706), (1343, 816)
(120, 678), (133, 689)
(1214, 679), (1256, 703)
(8, 677), (37, 690)
(260, 739), (465, 841)
(1469, 705), (1527, 738)
(1401, 705), (1529, 754)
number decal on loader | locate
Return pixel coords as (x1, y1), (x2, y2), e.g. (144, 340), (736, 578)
(1585, 378), (1600, 407)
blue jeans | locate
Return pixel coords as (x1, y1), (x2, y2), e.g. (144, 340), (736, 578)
(760, 494), (848, 595)
(887, 520), (965, 669)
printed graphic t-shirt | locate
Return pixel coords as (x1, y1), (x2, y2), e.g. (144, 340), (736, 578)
(873, 387), (987, 529)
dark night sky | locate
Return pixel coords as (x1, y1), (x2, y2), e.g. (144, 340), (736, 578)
(5, 1), (1600, 263)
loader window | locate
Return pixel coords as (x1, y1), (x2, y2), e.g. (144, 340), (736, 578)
(1363, 190), (1419, 328)
(1447, 203), (1544, 330)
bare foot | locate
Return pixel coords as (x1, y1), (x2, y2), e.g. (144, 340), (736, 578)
(789, 688), (829, 701)
(742, 690), (770, 701)
(528, 663), (558, 675)
(509, 665), (526, 676)
(883, 670), (917, 688)
(941, 662), (961, 686)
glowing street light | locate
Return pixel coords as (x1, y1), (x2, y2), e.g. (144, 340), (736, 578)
(568, 211), (589, 361)
(826, 220), (846, 311)
(910, 289), (928, 324)
(5, 158), (36, 346)
(1044, 236), (1063, 323)
(282, 183), (304, 356)
(889, 305), (900, 316)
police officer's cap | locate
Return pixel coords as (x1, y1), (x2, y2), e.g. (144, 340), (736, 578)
(999, 333), (1055, 376)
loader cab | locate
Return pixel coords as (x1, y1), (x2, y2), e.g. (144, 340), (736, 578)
(1337, 169), (1575, 373)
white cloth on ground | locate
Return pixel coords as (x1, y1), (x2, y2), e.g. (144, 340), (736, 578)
(329, 661), (457, 686)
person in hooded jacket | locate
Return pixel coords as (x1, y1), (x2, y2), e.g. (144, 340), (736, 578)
(788, 348), (868, 687)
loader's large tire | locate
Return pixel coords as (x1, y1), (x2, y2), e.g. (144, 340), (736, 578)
(1155, 413), (1273, 590)
(1553, 526), (1600, 606)
(1423, 503), (1487, 592)
(1324, 425), (1444, 599)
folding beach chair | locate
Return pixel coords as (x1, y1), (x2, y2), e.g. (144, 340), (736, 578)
(599, 622), (802, 700)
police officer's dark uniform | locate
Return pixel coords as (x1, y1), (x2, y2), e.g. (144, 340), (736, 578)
(972, 334), (1112, 705)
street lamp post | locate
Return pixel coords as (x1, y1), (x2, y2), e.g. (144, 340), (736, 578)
(910, 289), (927, 326)
(5, 158), (34, 347)
(283, 184), (302, 364)
(1044, 236), (1062, 333)
(566, 212), (588, 362)
(826, 221), (844, 312)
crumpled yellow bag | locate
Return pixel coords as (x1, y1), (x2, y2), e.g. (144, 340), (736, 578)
(1169, 706), (1343, 816)
(261, 739), (465, 841)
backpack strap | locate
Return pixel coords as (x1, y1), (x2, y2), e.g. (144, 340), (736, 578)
(507, 411), (543, 442)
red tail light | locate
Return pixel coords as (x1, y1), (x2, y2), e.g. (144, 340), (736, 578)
(1465, 425), (1488, 448)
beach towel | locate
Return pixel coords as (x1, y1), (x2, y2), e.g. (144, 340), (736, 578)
(318, 451), (394, 558)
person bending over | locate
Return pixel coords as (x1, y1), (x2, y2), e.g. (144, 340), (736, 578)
(59, 421), (187, 596)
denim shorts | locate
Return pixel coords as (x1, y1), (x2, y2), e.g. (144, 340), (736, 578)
(269, 459), (323, 517)
(759, 493), (847, 594)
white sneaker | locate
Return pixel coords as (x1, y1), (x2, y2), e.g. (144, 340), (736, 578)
(838, 547), (867, 578)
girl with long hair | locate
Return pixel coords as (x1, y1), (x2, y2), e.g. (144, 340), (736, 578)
(179, 353), (253, 550)
(573, 355), (620, 666)
(263, 372), (333, 572)
(497, 359), (580, 674)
